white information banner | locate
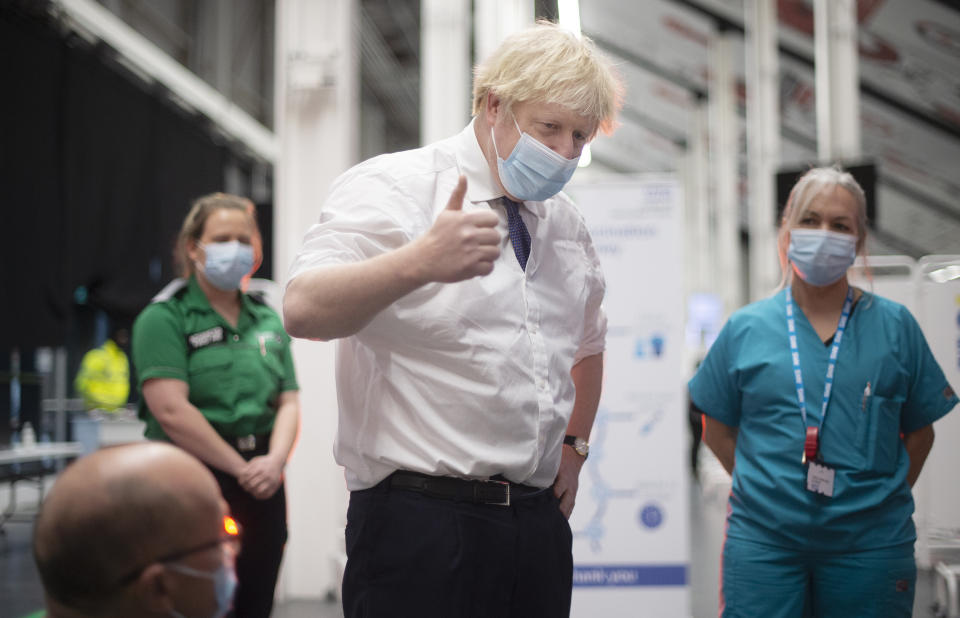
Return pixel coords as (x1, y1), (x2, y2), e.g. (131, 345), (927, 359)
(565, 176), (690, 616)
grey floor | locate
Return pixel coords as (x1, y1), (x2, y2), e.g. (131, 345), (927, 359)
(0, 456), (943, 618)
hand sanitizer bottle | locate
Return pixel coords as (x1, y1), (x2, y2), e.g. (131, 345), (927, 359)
(22, 422), (36, 448)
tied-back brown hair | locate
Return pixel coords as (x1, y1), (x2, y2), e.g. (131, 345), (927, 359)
(175, 192), (263, 282)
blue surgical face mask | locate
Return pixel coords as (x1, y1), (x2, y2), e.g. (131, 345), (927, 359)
(168, 561), (237, 618)
(787, 228), (857, 286)
(492, 117), (580, 202)
(198, 241), (254, 291)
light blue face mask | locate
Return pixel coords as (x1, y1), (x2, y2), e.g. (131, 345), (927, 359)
(492, 117), (580, 202)
(787, 228), (857, 286)
(168, 561), (237, 618)
(198, 241), (254, 291)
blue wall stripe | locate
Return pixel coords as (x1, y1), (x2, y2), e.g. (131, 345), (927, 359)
(573, 564), (688, 587)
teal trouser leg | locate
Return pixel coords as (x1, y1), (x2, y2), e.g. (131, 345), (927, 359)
(809, 543), (915, 618)
(721, 537), (915, 618)
(721, 537), (807, 618)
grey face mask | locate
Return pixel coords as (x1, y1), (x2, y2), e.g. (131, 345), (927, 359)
(788, 229), (857, 286)
(197, 241), (254, 291)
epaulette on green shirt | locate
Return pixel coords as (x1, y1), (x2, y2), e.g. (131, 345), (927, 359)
(132, 276), (298, 440)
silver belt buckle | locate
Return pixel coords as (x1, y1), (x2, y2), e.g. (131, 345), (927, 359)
(236, 435), (257, 452)
(487, 479), (510, 506)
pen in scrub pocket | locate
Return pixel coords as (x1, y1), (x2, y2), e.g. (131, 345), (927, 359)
(259, 334), (266, 357)
(861, 382), (871, 411)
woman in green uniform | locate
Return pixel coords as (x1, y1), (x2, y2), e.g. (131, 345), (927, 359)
(132, 193), (300, 618)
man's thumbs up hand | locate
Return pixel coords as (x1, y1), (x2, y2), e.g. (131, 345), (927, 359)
(413, 176), (501, 283)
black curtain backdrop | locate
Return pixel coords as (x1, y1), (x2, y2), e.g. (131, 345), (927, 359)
(1, 8), (231, 348)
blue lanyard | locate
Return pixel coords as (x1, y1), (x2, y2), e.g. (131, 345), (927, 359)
(785, 286), (854, 429)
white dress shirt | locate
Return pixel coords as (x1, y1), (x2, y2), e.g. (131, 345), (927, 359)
(288, 120), (606, 490)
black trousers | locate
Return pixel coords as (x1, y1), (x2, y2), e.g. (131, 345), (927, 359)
(211, 455), (288, 618)
(342, 477), (573, 618)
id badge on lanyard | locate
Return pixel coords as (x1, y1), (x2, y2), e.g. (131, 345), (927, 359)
(785, 286), (854, 498)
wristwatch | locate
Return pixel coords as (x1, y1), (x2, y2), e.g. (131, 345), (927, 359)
(564, 435), (589, 459)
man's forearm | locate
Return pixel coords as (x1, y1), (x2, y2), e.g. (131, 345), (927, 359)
(283, 243), (429, 340)
(566, 353), (603, 439)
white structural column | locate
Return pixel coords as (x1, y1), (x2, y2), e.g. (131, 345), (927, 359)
(709, 30), (742, 316)
(683, 99), (713, 297)
(814, 0), (861, 161)
(274, 0), (359, 599)
(421, 0), (471, 144)
(474, 0), (533, 66)
(745, 0), (781, 300)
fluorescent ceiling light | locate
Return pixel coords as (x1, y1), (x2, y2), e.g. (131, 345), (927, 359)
(558, 0), (582, 37)
(927, 264), (960, 283)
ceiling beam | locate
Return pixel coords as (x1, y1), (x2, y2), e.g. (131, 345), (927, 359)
(667, 0), (960, 141)
(51, 0), (277, 162)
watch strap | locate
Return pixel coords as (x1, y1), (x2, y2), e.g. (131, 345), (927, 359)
(563, 434), (589, 459)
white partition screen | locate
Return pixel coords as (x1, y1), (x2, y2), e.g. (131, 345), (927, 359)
(917, 256), (960, 566)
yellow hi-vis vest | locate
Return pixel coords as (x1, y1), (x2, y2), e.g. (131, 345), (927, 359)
(74, 339), (130, 412)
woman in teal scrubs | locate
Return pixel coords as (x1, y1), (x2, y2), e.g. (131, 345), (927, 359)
(689, 167), (957, 617)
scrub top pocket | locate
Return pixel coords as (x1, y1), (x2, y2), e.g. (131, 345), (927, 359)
(188, 351), (234, 403)
(855, 394), (903, 475)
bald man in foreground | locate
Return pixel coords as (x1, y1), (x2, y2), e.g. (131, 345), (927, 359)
(33, 442), (237, 618)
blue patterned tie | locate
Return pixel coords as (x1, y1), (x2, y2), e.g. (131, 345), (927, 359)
(502, 197), (531, 271)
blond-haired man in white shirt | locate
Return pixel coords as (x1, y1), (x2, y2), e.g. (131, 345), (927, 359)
(284, 20), (622, 618)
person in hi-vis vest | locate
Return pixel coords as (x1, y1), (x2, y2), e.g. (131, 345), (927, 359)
(74, 328), (130, 413)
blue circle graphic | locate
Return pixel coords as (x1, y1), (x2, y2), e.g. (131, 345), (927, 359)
(639, 503), (664, 529)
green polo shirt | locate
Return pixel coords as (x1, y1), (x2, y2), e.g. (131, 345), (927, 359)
(132, 276), (298, 440)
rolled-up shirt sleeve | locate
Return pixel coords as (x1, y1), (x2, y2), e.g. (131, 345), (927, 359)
(575, 225), (607, 363)
(287, 168), (418, 285)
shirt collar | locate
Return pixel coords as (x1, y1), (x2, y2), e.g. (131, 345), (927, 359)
(238, 287), (260, 321)
(184, 275), (257, 323)
(456, 118), (505, 206)
(183, 275), (212, 313)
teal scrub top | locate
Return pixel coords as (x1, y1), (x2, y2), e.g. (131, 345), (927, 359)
(689, 289), (957, 553)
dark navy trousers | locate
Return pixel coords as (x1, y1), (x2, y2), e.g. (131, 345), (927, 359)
(342, 478), (574, 618)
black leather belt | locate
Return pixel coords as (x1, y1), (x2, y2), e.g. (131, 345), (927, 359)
(388, 471), (546, 507)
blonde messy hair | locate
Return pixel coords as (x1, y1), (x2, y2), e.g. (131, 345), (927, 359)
(472, 20), (623, 135)
(776, 166), (869, 289)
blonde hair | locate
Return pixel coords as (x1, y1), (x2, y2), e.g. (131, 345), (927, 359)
(776, 166), (869, 289)
(472, 20), (623, 135)
(175, 192), (262, 279)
